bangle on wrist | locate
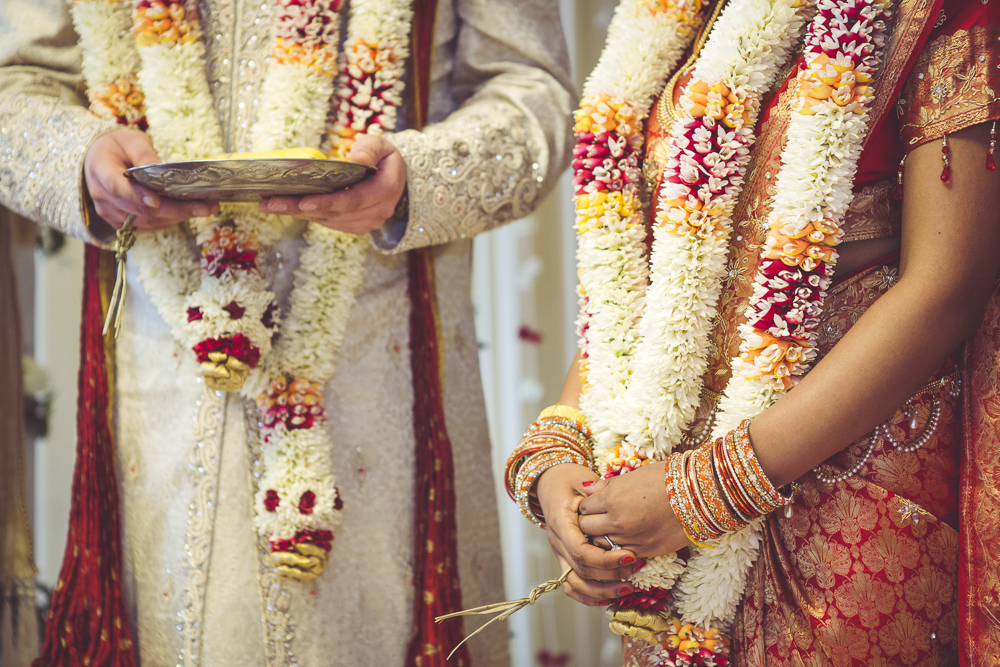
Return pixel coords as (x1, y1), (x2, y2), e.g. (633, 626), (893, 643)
(665, 419), (799, 545)
(515, 449), (591, 528)
(538, 404), (587, 427)
(505, 405), (595, 527)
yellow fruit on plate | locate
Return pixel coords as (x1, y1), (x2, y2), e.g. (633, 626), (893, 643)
(208, 147), (329, 160)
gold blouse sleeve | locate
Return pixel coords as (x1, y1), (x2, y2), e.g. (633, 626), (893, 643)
(897, 21), (1000, 149)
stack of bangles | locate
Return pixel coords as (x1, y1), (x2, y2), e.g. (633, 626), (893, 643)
(666, 419), (796, 546)
(505, 405), (597, 528)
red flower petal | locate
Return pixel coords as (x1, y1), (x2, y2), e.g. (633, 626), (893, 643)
(298, 490), (316, 514)
(264, 489), (280, 512)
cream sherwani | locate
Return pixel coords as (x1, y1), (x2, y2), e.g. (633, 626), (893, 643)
(0, 1), (574, 665)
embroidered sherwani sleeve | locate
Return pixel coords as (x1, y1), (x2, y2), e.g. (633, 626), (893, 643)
(0, 0), (118, 248)
(372, 0), (575, 253)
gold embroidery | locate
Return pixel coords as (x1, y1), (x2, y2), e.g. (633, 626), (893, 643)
(903, 564), (954, 620)
(797, 535), (853, 590)
(840, 180), (901, 243)
(860, 527), (921, 583)
(834, 571), (895, 628)
(882, 611), (931, 663)
(819, 488), (880, 545)
(925, 526), (958, 566)
(816, 617), (870, 665)
(959, 283), (1000, 661)
(864, 0), (941, 149)
(899, 23), (1000, 148)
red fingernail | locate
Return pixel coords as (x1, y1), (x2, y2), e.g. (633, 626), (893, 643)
(581, 480), (595, 487)
(618, 587), (632, 596)
(633, 559), (647, 572)
(599, 600), (612, 606)
(620, 556), (635, 566)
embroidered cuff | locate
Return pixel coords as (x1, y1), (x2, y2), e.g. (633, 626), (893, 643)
(375, 102), (543, 254)
(0, 90), (117, 248)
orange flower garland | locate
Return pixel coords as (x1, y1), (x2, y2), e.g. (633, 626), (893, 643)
(133, 0), (199, 46)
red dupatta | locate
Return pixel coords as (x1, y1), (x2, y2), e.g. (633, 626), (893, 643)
(403, 1), (473, 665)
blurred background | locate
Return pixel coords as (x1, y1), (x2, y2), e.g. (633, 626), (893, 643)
(1, 1), (620, 665)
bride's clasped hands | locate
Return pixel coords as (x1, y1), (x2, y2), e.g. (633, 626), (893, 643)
(535, 460), (689, 607)
(578, 461), (690, 560)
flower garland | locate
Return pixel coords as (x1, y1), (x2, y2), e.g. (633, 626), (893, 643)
(69, 0), (146, 127)
(619, 0), (804, 463)
(249, 0), (343, 152)
(574, 0), (890, 656)
(578, 0), (806, 630)
(328, 0), (413, 156)
(129, 0), (281, 405)
(251, 223), (366, 574)
(713, 0), (886, 423)
(574, 0), (704, 449)
(612, 0), (806, 642)
(672, 0), (889, 629)
(249, 0), (410, 576)
(73, 0), (413, 578)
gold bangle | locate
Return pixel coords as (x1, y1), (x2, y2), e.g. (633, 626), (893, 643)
(680, 523), (716, 549)
(539, 404), (588, 425)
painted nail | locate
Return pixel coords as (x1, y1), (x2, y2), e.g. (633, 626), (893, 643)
(143, 195), (157, 207)
(581, 480), (595, 487)
(618, 587), (632, 596)
(300, 202), (317, 212)
(619, 556), (635, 566)
(598, 600), (612, 606)
(633, 559), (647, 572)
(270, 202), (287, 212)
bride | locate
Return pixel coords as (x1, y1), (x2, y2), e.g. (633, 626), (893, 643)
(506, 0), (1000, 663)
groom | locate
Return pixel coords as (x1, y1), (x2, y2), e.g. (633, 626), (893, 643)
(0, 0), (574, 665)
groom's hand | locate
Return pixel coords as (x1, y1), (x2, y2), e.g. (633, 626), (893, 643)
(84, 129), (218, 231)
(258, 134), (407, 235)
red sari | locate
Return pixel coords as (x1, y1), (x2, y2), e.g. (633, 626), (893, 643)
(625, 0), (1000, 664)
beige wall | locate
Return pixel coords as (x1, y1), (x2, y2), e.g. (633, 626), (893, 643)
(26, 235), (84, 589)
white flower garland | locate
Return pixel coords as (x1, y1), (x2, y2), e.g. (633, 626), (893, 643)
(69, 0), (145, 125)
(252, 224), (366, 547)
(249, 0), (342, 152)
(250, 0), (412, 561)
(576, 0), (890, 637)
(621, 0), (803, 462)
(680, 0), (888, 626)
(577, 0), (805, 617)
(574, 0), (703, 448)
(621, 0), (804, 627)
(73, 0), (413, 577)
(329, 0), (413, 155)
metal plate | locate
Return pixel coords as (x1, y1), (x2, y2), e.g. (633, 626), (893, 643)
(125, 158), (376, 202)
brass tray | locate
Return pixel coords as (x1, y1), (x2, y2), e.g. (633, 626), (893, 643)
(125, 158), (376, 202)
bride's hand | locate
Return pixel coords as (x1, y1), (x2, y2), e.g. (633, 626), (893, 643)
(536, 463), (642, 606)
(577, 461), (689, 557)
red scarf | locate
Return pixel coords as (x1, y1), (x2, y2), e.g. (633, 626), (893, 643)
(404, 1), (472, 665)
(33, 246), (135, 667)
